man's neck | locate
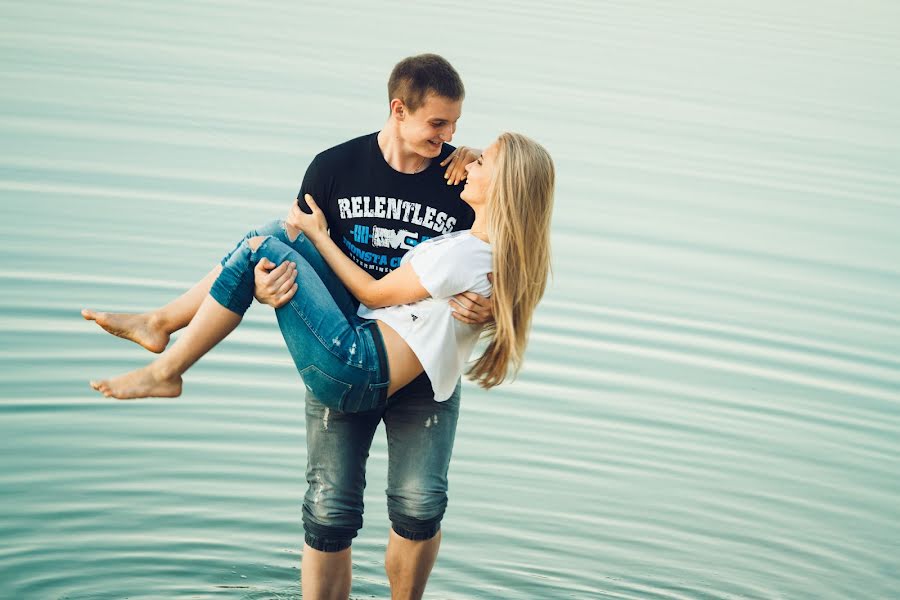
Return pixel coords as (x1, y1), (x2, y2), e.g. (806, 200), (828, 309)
(377, 125), (431, 174)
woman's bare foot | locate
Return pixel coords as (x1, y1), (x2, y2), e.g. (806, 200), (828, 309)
(81, 309), (170, 353)
(90, 365), (182, 400)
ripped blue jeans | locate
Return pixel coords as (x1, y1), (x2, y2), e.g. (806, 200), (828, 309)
(209, 220), (390, 413)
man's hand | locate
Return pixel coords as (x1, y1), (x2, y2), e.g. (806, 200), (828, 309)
(440, 146), (480, 186)
(450, 273), (494, 325)
(253, 257), (298, 308)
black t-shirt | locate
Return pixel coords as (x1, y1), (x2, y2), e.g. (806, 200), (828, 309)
(298, 132), (475, 277)
(297, 132), (475, 399)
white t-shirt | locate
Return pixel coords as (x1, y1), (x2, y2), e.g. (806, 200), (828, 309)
(357, 230), (492, 401)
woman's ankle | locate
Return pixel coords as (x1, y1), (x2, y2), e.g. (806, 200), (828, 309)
(149, 359), (181, 383)
(147, 310), (174, 334)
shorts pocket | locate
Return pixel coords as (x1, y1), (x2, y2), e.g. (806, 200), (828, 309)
(299, 365), (353, 410)
(368, 381), (389, 393)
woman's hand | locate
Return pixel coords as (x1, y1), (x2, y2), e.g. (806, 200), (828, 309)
(440, 146), (480, 185)
(287, 194), (328, 241)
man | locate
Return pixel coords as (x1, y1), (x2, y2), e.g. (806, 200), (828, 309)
(254, 54), (490, 600)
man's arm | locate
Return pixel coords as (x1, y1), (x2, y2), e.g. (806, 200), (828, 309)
(450, 275), (493, 325)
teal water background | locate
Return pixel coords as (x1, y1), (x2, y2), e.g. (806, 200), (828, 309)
(2, 2), (899, 598)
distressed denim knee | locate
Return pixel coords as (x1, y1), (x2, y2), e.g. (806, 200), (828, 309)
(219, 219), (289, 266)
(210, 220), (294, 315)
(302, 431), (364, 552)
(301, 392), (382, 552)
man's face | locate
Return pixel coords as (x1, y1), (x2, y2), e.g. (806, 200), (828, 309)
(398, 93), (462, 159)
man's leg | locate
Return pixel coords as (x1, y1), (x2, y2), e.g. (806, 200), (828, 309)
(301, 392), (383, 600)
(301, 544), (352, 600)
(385, 528), (442, 600)
(382, 379), (461, 599)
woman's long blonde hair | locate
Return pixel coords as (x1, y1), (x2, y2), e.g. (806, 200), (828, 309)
(467, 132), (555, 389)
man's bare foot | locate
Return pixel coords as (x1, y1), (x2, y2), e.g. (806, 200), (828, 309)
(90, 365), (182, 400)
(81, 309), (170, 353)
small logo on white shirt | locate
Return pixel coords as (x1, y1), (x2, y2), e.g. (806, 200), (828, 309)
(411, 314), (419, 322)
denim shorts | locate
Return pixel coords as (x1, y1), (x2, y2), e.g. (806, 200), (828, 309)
(303, 376), (461, 552)
(209, 220), (390, 412)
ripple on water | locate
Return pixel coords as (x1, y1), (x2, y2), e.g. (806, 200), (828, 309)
(3, 1), (900, 598)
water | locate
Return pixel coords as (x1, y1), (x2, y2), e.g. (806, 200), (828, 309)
(2, 1), (899, 598)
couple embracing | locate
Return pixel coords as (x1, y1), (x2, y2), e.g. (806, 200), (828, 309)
(84, 54), (554, 599)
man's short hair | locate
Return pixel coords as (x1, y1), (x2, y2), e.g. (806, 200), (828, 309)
(388, 54), (465, 113)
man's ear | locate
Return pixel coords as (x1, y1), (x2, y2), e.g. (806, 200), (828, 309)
(390, 98), (406, 121)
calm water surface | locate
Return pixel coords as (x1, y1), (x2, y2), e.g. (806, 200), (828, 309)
(2, 2), (899, 598)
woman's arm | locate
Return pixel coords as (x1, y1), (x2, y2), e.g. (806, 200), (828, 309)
(287, 196), (430, 309)
(439, 146), (481, 185)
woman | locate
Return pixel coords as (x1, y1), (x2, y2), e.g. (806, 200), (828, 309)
(88, 132), (555, 410)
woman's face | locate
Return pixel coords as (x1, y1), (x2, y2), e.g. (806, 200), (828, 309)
(460, 140), (499, 206)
